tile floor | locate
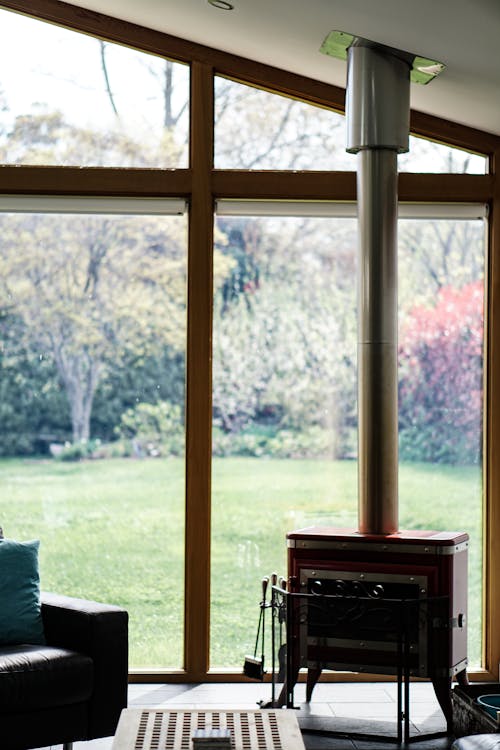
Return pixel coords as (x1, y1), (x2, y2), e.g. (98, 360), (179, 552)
(40, 680), (454, 750)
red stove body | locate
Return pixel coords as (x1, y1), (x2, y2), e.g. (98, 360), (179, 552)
(287, 526), (468, 681)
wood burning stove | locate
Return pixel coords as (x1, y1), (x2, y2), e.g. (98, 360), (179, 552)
(278, 35), (469, 742)
(276, 528), (468, 741)
(287, 527), (468, 683)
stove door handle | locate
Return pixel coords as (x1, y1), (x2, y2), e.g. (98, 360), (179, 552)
(433, 613), (466, 629)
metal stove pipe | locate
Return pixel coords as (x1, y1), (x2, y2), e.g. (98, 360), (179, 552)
(346, 41), (411, 535)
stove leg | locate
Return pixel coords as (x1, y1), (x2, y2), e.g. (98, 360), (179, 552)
(431, 675), (453, 733)
(397, 665), (403, 745)
(275, 665), (320, 706)
(306, 667), (322, 702)
(456, 668), (469, 687)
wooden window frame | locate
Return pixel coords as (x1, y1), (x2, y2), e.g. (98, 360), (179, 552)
(1, 0), (499, 684)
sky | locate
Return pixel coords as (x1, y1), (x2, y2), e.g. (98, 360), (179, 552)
(0, 8), (189, 144)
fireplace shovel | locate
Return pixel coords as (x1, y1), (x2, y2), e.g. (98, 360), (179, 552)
(243, 576), (269, 680)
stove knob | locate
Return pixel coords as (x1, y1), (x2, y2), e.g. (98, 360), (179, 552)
(311, 580), (323, 595)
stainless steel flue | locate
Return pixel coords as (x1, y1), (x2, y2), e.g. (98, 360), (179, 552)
(346, 40), (411, 534)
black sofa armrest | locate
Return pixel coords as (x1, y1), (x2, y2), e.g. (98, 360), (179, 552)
(41, 592), (128, 738)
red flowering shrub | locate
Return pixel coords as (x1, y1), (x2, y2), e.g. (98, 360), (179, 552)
(398, 281), (483, 464)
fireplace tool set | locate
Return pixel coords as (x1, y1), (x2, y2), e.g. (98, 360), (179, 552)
(243, 574), (287, 684)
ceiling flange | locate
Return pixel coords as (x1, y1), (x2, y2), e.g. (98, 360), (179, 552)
(320, 30), (445, 84)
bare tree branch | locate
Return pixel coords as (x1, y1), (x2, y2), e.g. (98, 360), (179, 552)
(99, 40), (119, 118)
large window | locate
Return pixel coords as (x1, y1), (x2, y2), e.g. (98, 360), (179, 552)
(0, 0), (497, 681)
(0, 203), (187, 668)
(210, 206), (485, 669)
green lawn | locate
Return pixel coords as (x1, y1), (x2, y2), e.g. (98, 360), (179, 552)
(0, 457), (482, 669)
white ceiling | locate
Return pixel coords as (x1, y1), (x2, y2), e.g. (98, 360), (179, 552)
(65, 0), (500, 137)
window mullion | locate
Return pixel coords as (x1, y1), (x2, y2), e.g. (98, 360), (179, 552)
(184, 60), (215, 679)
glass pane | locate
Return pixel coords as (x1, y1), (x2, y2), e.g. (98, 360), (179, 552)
(211, 210), (485, 670)
(399, 136), (487, 173)
(211, 214), (358, 667)
(0, 210), (187, 668)
(215, 77), (487, 174)
(398, 216), (485, 667)
(0, 9), (189, 167)
(214, 77), (356, 170)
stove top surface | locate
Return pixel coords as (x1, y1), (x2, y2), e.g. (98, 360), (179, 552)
(287, 526), (469, 545)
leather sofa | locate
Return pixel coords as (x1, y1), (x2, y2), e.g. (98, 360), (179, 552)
(0, 591), (128, 750)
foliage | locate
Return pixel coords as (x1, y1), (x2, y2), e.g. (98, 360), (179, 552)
(0, 15), (487, 672)
(398, 281), (483, 464)
(212, 424), (335, 459)
(0, 313), (71, 455)
(1, 110), (179, 167)
(1, 209), (186, 443)
(90, 348), (186, 442)
(398, 219), (484, 306)
(55, 438), (102, 462)
(0, 66), (486, 465)
(116, 400), (184, 457)
(212, 216), (357, 458)
(0, 52), (189, 445)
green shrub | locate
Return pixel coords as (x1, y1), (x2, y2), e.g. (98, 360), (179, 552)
(267, 426), (333, 458)
(212, 424), (333, 459)
(399, 282), (483, 465)
(55, 439), (101, 461)
(116, 401), (184, 457)
(399, 424), (481, 465)
(100, 439), (135, 459)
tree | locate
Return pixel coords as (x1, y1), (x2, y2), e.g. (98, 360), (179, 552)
(212, 215), (357, 457)
(99, 42), (188, 132)
(1, 211), (186, 442)
(214, 77), (351, 170)
(0, 34), (487, 455)
(0, 36), (192, 449)
(0, 108), (183, 168)
(398, 219), (484, 308)
(398, 281), (483, 464)
(0, 35), (193, 448)
(0, 311), (71, 454)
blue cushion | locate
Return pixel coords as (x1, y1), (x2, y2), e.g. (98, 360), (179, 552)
(0, 538), (45, 645)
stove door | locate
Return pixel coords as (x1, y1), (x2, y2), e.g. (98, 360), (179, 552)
(296, 568), (444, 677)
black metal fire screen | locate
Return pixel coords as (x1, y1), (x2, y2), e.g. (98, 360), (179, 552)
(270, 584), (452, 744)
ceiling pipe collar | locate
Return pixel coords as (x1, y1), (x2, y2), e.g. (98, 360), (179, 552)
(320, 30), (445, 85)
(346, 41), (411, 153)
